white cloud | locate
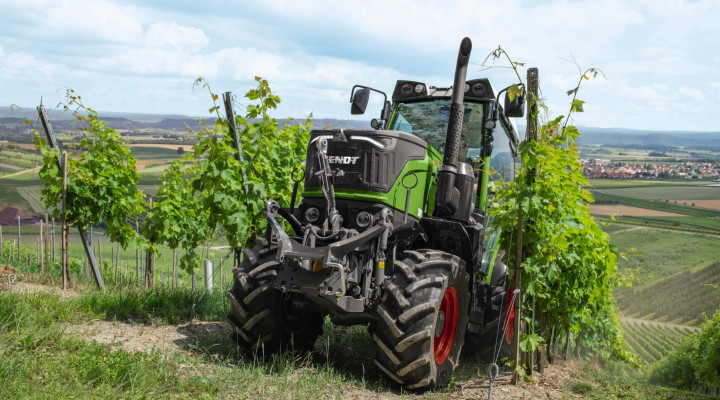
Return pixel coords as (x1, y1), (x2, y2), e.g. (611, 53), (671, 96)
(678, 87), (706, 102)
(144, 22), (209, 52)
(39, 0), (144, 43)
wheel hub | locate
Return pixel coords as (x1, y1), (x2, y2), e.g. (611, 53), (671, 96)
(434, 286), (459, 364)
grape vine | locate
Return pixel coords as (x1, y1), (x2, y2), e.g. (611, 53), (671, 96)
(148, 77), (312, 272)
(485, 49), (628, 361)
(33, 89), (147, 249)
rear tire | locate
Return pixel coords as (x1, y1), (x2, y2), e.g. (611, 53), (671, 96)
(372, 250), (469, 390)
(227, 239), (324, 354)
(466, 277), (515, 362)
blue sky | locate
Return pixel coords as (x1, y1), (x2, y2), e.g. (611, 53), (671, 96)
(1, 0), (718, 132)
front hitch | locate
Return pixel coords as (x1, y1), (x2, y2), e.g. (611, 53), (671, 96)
(263, 200), (391, 268)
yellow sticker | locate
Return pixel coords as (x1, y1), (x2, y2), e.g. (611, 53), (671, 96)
(378, 261), (385, 269)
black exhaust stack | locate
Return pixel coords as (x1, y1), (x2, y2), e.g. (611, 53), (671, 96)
(434, 37), (472, 218)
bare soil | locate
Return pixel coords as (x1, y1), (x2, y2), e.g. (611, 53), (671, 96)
(675, 199), (720, 211)
(129, 143), (193, 151)
(590, 205), (686, 217)
(66, 319), (233, 355)
(65, 316), (584, 399)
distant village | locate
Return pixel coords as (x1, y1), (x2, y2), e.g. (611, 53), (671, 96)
(581, 159), (720, 180)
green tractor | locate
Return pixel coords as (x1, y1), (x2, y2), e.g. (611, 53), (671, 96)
(227, 37), (525, 389)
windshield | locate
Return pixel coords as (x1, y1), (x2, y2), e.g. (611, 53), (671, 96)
(389, 99), (516, 182)
(389, 99), (485, 164)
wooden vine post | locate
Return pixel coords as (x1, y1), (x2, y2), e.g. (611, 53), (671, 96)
(44, 214), (50, 270)
(17, 216), (21, 260)
(61, 151), (69, 290)
(144, 198), (154, 289)
(39, 219), (44, 272)
(512, 67), (540, 384)
(525, 67), (543, 374)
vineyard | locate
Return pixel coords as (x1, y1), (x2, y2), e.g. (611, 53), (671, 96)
(617, 261), (720, 326)
(621, 320), (695, 366)
(0, 227), (234, 292)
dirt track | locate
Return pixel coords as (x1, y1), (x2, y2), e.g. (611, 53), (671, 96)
(590, 204), (686, 217)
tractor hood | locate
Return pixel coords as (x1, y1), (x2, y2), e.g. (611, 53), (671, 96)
(304, 129), (427, 194)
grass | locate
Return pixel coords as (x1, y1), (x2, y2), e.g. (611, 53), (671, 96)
(572, 362), (717, 399)
(0, 285), (416, 399)
(2, 262), (715, 398)
(0, 291), (365, 399)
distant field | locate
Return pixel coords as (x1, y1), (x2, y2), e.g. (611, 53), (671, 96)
(15, 186), (47, 213)
(684, 199), (720, 211)
(590, 190), (720, 220)
(588, 179), (712, 189)
(129, 145), (185, 159)
(600, 186), (720, 201)
(0, 168), (42, 186)
(621, 320), (695, 366)
(590, 205), (685, 217)
(610, 228), (720, 283)
(0, 186), (31, 210)
(616, 261), (720, 326)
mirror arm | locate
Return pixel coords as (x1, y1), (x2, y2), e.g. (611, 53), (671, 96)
(351, 85), (389, 121)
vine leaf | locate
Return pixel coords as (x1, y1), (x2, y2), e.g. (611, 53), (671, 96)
(571, 99), (586, 112)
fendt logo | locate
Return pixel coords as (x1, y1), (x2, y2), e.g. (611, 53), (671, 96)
(328, 156), (360, 165)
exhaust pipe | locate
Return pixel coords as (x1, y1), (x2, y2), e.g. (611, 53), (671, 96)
(434, 37), (472, 218)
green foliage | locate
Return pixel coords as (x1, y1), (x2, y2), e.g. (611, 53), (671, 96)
(491, 117), (624, 359)
(147, 158), (211, 270)
(488, 56), (626, 362)
(148, 77), (311, 273)
(32, 89), (147, 249)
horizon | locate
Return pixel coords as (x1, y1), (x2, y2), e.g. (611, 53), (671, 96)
(2, 105), (720, 136)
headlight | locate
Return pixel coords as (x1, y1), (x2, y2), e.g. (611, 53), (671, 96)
(401, 83), (413, 96)
(355, 211), (373, 228)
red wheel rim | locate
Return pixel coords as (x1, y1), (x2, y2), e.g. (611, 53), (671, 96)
(434, 286), (459, 365)
(504, 286), (515, 344)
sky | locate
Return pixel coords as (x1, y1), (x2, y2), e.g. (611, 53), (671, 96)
(1, 0), (719, 132)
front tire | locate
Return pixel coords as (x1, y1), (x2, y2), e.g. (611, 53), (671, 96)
(372, 250), (470, 390)
(227, 240), (324, 354)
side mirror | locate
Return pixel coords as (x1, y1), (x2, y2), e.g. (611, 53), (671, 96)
(351, 88), (370, 115)
(504, 92), (525, 118)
